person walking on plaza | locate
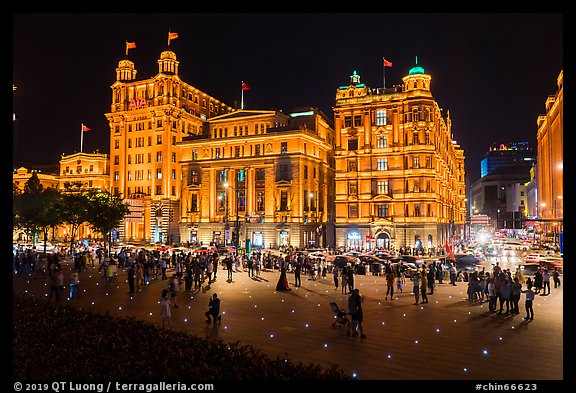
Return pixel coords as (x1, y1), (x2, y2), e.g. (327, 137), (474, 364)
(412, 272), (421, 305)
(427, 263), (435, 294)
(385, 268), (396, 300)
(68, 269), (80, 299)
(521, 283), (535, 321)
(552, 268), (561, 289)
(497, 279), (511, 315)
(533, 269), (543, 294)
(511, 277), (522, 315)
(487, 277), (497, 312)
(247, 256), (254, 278)
(420, 271), (429, 304)
(347, 267), (355, 293)
(135, 263), (144, 293)
(205, 293), (221, 324)
(542, 270), (551, 295)
(169, 275), (180, 308)
(346, 288), (366, 339)
(449, 262), (457, 286)
(160, 289), (172, 329)
(341, 267), (348, 295)
(294, 261), (301, 287)
(225, 256), (233, 281)
(127, 265), (135, 295)
(333, 267), (339, 290)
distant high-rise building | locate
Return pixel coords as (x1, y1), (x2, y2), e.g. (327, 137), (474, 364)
(480, 141), (536, 178)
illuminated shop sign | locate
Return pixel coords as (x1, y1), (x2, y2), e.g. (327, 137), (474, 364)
(347, 232), (361, 240)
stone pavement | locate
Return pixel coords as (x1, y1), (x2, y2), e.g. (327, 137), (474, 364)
(13, 260), (564, 381)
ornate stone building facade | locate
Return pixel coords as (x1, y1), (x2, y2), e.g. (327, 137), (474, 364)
(178, 108), (335, 249)
(536, 69), (563, 239)
(105, 50), (233, 244)
(333, 65), (466, 252)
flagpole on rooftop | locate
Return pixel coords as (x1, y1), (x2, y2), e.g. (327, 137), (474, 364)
(241, 81), (244, 110)
(80, 123), (84, 153)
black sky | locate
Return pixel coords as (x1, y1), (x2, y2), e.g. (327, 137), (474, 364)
(12, 13), (563, 184)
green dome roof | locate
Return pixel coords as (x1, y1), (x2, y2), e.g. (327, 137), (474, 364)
(409, 65), (425, 75)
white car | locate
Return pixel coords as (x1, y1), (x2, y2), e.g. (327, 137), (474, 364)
(523, 253), (547, 263)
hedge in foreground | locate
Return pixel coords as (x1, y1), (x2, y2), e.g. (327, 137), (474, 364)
(13, 292), (350, 380)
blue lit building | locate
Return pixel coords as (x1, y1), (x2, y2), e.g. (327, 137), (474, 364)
(480, 141), (536, 178)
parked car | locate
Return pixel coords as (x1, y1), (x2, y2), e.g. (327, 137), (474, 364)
(452, 253), (482, 273)
(333, 255), (360, 268)
(523, 253), (548, 263)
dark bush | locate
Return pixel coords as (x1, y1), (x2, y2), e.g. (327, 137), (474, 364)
(13, 292), (350, 380)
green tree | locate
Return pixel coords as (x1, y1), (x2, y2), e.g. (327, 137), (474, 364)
(85, 190), (130, 256)
(60, 184), (90, 255)
(35, 187), (65, 255)
(13, 172), (44, 244)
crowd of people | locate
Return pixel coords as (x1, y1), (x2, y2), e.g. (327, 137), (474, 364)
(14, 241), (561, 335)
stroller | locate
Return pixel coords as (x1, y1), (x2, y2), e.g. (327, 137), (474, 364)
(330, 302), (350, 327)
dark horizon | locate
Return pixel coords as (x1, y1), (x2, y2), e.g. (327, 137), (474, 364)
(12, 13), (563, 185)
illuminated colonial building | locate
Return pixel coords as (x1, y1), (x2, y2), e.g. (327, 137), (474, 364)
(333, 65), (466, 251)
(536, 69), (563, 221)
(59, 152), (110, 191)
(56, 152), (111, 241)
(13, 167), (59, 192)
(105, 50), (234, 244)
(179, 108), (335, 249)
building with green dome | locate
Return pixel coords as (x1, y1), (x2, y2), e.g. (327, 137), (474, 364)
(333, 60), (466, 252)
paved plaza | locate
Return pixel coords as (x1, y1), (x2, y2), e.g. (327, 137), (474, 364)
(13, 259), (564, 381)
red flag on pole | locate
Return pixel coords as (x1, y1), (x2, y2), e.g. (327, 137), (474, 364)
(383, 59), (393, 67)
(126, 41), (136, 55)
(445, 240), (455, 261)
(82, 124), (91, 132)
(242, 81), (251, 91)
(168, 31), (179, 46)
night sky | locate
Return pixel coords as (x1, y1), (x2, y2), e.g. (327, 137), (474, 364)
(12, 13), (563, 185)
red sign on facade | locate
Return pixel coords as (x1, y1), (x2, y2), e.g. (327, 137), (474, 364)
(128, 98), (147, 110)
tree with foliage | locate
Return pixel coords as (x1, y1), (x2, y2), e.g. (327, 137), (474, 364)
(13, 172), (44, 245)
(85, 190), (130, 256)
(35, 187), (65, 255)
(60, 183), (90, 255)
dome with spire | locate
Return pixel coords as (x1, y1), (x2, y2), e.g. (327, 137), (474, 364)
(408, 56), (425, 75)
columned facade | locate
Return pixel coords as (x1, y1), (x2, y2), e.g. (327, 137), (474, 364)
(179, 109), (335, 250)
(333, 66), (466, 252)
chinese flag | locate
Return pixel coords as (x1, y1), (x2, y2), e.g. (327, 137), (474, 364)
(383, 59), (393, 67)
(82, 124), (91, 132)
(169, 32), (179, 40)
(242, 81), (251, 91)
(126, 42), (137, 49)
(445, 241), (455, 261)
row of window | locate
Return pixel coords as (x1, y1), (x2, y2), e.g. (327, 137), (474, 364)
(113, 120), (199, 135)
(115, 84), (229, 114)
(63, 165), (96, 174)
(212, 123), (270, 138)
(343, 107), (433, 129)
(347, 155), (436, 172)
(347, 131), (434, 150)
(347, 203), (435, 218)
(114, 185), (177, 198)
(114, 152), (177, 165)
(114, 168), (177, 181)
